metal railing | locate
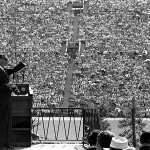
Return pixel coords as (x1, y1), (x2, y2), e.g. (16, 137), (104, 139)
(31, 107), (100, 143)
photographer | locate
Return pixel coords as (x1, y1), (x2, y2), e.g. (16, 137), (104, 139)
(0, 54), (25, 149)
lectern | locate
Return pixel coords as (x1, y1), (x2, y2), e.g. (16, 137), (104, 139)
(11, 83), (33, 147)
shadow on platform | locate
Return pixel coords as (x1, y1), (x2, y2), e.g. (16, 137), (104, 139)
(14, 144), (87, 150)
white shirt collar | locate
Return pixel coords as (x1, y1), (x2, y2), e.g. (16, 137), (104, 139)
(0, 66), (4, 70)
(0, 66), (7, 74)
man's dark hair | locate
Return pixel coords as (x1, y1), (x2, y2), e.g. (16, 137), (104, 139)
(88, 129), (101, 145)
(140, 131), (150, 144)
(97, 130), (114, 148)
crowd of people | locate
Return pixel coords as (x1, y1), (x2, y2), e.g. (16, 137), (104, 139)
(0, 0), (150, 117)
(85, 129), (150, 150)
(0, 0), (150, 149)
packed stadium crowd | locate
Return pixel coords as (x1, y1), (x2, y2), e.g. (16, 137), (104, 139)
(1, 0), (150, 117)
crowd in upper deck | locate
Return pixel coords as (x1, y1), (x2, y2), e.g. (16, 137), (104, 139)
(0, 0), (150, 117)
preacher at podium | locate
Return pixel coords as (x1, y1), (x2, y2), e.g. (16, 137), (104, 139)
(0, 54), (26, 149)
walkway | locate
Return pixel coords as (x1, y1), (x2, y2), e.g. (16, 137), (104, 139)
(14, 144), (86, 150)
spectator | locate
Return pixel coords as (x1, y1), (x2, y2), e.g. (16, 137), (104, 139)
(109, 136), (136, 150)
(96, 130), (114, 150)
(87, 129), (101, 150)
(139, 131), (150, 150)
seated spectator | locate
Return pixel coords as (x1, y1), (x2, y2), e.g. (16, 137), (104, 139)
(96, 130), (115, 150)
(139, 131), (150, 150)
(109, 136), (136, 150)
(85, 125), (91, 140)
(87, 129), (101, 150)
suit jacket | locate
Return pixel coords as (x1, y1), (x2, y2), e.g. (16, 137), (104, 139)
(139, 146), (150, 150)
(86, 148), (96, 150)
(86, 146), (97, 150)
(0, 62), (25, 105)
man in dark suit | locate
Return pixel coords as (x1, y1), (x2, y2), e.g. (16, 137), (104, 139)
(0, 54), (25, 149)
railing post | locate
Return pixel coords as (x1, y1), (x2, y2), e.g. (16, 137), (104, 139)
(132, 108), (136, 147)
(82, 108), (85, 145)
(132, 97), (136, 147)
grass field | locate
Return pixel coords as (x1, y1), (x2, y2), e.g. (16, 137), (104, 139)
(32, 117), (150, 143)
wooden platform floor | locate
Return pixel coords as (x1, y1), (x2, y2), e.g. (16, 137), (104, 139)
(14, 144), (86, 150)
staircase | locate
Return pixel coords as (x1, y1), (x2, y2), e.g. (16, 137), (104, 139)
(61, 59), (75, 107)
(60, 1), (88, 108)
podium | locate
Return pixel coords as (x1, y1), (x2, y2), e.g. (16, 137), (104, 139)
(11, 83), (33, 147)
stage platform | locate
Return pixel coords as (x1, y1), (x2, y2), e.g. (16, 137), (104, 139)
(14, 144), (86, 150)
